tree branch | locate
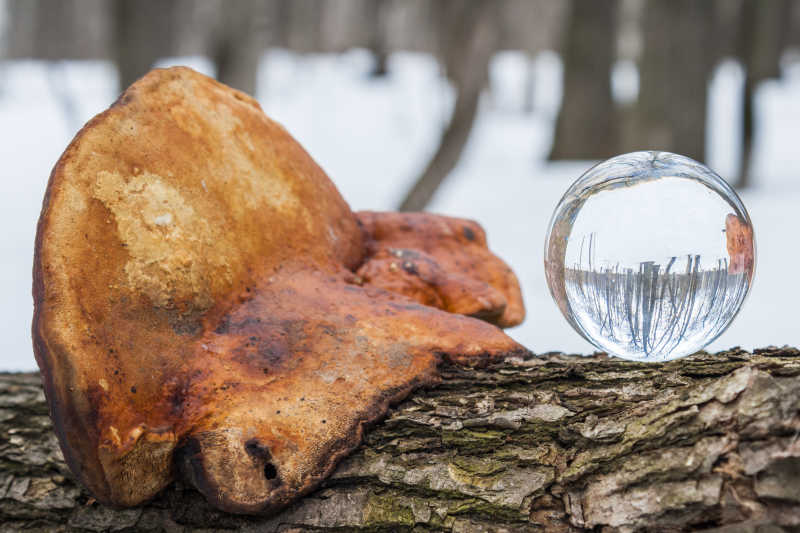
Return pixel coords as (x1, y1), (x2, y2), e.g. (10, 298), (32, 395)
(2, 348), (800, 531)
(398, 0), (497, 212)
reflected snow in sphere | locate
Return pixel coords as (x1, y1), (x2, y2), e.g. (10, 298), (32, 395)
(544, 151), (755, 362)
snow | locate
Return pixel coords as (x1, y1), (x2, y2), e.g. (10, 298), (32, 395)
(1, 49), (798, 370)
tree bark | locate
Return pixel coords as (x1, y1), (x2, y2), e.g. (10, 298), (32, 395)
(2, 347), (800, 532)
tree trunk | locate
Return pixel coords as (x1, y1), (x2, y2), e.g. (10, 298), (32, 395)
(739, 75), (756, 190)
(734, 0), (791, 189)
(367, 0), (391, 77)
(209, 0), (270, 96)
(398, 0), (498, 212)
(4, 0), (111, 61)
(113, 0), (268, 97)
(112, 0), (178, 92)
(549, 0), (619, 161)
(625, 0), (714, 162)
(2, 348), (800, 531)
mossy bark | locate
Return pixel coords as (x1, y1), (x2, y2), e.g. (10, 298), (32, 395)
(2, 348), (800, 532)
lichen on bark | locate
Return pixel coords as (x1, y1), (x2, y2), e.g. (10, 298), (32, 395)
(2, 347), (800, 532)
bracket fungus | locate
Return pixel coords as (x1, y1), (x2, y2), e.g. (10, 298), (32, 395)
(32, 67), (526, 514)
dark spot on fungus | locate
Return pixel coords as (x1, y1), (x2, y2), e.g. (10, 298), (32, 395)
(130, 386), (137, 394)
(214, 316), (230, 335)
(168, 384), (187, 415)
(463, 226), (476, 241)
(169, 313), (203, 336)
(245, 439), (279, 482)
(244, 438), (271, 461)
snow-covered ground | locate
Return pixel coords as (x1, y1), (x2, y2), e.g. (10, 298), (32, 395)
(1, 49), (798, 370)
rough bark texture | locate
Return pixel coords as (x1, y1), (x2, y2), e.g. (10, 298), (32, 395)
(2, 347), (800, 532)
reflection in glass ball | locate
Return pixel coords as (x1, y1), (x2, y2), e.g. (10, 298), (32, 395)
(544, 151), (755, 362)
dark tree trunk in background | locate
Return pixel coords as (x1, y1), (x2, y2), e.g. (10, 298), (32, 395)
(8, 0), (268, 98)
(208, 0), (270, 96)
(399, 0), (498, 212)
(4, 0), (110, 60)
(735, 0), (790, 189)
(114, 0), (269, 97)
(112, 0), (177, 91)
(367, 0), (391, 77)
(175, 0), (274, 97)
(549, 0), (619, 161)
(740, 74), (755, 188)
(626, 0), (714, 162)
(3, 349), (800, 531)
(284, 0), (325, 53)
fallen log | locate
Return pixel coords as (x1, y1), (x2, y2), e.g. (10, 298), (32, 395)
(2, 347), (799, 532)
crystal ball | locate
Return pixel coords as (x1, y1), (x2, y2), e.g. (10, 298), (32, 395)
(544, 151), (755, 362)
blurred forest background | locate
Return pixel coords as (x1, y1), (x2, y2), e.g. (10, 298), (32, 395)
(2, 0), (799, 368)
(5, 0), (798, 203)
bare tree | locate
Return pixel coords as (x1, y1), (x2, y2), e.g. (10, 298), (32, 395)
(112, 0), (176, 91)
(4, 0), (110, 61)
(549, 0), (619, 160)
(735, 0), (790, 189)
(367, 0), (391, 76)
(114, 0), (270, 96)
(399, 0), (499, 212)
(208, 0), (270, 96)
(282, 0), (325, 53)
(625, 0), (714, 162)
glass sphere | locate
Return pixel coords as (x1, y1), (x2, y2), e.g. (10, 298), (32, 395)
(544, 151), (755, 362)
